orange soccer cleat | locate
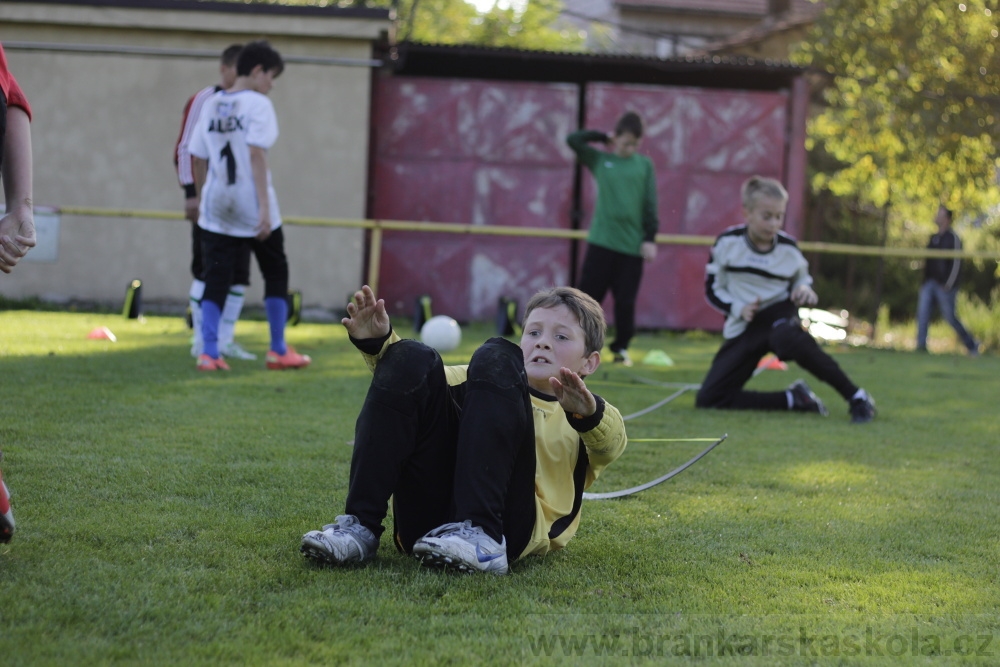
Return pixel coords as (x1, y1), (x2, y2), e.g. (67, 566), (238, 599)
(266, 346), (311, 370)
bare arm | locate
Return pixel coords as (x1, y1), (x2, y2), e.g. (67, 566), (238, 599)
(0, 106), (36, 273)
(249, 145), (271, 240)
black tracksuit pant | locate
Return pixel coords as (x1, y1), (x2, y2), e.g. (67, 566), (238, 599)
(344, 337), (537, 561)
(578, 244), (644, 353)
(696, 300), (859, 410)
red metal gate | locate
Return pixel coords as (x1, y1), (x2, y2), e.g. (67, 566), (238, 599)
(370, 75), (800, 331)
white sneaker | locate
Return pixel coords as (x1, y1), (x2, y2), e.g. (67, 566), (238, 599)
(221, 342), (257, 360)
(611, 349), (633, 367)
(300, 515), (378, 565)
(412, 520), (508, 574)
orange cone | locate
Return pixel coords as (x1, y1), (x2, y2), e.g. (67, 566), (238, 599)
(87, 326), (117, 342)
(756, 354), (787, 371)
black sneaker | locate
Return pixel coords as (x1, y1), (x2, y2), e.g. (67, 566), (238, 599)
(788, 380), (828, 415)
(849, 392), (876, 424)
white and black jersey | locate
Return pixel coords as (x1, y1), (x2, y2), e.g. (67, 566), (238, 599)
(705, 225), (812, 339)
(189, 89), (282, 237)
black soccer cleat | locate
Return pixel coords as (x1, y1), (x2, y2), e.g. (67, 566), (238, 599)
(788, 379), (828, 416)
(849, 391), (876, 424)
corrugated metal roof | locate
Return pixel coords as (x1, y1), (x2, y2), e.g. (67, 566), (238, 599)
(385, 41), (805, 91)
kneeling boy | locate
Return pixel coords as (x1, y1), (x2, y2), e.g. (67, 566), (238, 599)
(696, 176), (876, 424)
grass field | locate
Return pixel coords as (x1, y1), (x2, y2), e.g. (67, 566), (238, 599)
(0, 310), (997, 665)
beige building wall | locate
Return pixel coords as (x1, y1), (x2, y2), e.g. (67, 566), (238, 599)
(0, 1), (389, 311)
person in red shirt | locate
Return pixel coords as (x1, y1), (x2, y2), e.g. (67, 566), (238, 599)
(0, 41), (37, 543)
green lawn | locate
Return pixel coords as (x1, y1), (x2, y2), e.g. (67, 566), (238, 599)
(0, 311), (997, 665)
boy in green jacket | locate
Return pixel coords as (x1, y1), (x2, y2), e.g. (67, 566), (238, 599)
(568, 111), (659, 366)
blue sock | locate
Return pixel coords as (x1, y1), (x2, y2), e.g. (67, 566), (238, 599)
(201, 300), (222, 359)
(265, 296), (287, 355)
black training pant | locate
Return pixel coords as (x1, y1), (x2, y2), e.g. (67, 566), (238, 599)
(345, 337), (537, 561)
(696, 300), (859, 410)
(578, 243), (644, 353)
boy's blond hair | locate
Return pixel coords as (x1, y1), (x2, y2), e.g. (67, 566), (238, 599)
(523, 287), (606, 356)
(741, 175), (788, 209)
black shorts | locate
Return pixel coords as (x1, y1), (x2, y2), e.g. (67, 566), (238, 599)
(192, 223), (250, 285)
(200, 227), (288, 306)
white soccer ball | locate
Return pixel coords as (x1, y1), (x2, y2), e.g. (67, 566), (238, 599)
(420, 315), (462, 352)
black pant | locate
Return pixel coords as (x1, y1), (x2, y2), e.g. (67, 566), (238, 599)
(578, 244), (644, 352)
(200, 227), (288, 308)
(345, 337), (537, 561)
(696, 300), (859, 410)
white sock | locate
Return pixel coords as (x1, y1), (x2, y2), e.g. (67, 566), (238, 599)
(218, 285), (247, 349)
(851, 389), (867, 401)
(189, 280), (205, 348)
(786, 390), (794, 410)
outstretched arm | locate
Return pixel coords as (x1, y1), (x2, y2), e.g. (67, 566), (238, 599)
(0, 105), (35, 273)
(342, 285), (391, 340)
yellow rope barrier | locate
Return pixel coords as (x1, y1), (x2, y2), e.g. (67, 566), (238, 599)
(52, 206), (1000, 261)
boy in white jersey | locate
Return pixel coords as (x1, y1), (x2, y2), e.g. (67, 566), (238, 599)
(696, 176), (875, 423)
(189, 41), (309, 372)
(300, 285), (627, 574)
(174, 43), (256, 361)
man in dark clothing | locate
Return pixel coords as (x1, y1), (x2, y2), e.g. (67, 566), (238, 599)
(915, 205), (979, 356)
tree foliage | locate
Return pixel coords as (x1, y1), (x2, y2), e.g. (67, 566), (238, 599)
(796, 0), (1000, 221)
(400, 0), (582, 50)
(255, 0), (581, 50)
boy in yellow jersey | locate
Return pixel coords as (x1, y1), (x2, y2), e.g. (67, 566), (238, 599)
(301, 285), (627, 574)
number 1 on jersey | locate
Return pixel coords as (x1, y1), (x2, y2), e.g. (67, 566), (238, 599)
(220, 142), (236, 185)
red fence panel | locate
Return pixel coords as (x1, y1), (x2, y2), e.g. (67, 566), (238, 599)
(371, 77), (578, 322)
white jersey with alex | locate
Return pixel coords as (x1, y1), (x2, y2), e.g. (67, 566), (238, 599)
(189, 89), (282, 237)
(705, 225), (813, 339)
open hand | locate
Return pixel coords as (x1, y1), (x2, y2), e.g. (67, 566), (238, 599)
(342, 285), (390, 339)
(549, 367), (597, 418)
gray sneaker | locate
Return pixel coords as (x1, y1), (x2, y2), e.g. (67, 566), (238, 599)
(788, 379), (829, 416)
(412, 520), (508, 575)
(300, 515), (378, 565)
(221, 342), (257, 360)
